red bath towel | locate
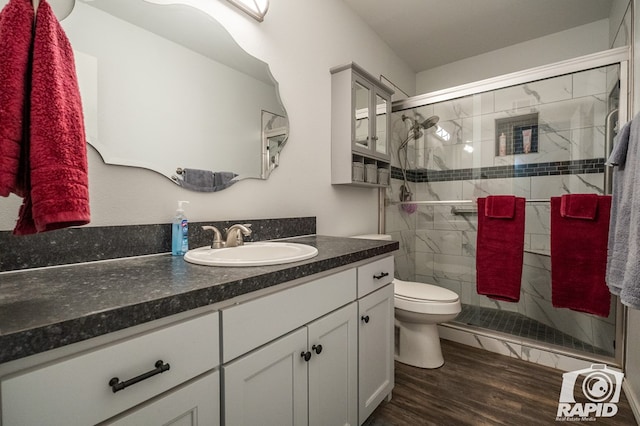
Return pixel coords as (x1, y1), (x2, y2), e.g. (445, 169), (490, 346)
(0, 0), (33, 197)
(560, 193), (598, 219)
(551, 195), (611, 317)
(13, 0), (90, 234)
(476, 196), (526, 302)
(485, 195), (516, 218)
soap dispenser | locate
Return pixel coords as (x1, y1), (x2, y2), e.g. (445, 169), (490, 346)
(172, 201), (190, 256)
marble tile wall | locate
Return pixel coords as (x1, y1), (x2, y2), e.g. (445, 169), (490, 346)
(386, 64), (618, 354)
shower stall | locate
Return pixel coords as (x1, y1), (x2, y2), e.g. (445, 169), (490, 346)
(384, 48), (629, 366)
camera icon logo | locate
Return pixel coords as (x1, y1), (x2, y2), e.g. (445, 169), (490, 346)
(557, 364), (624, 419)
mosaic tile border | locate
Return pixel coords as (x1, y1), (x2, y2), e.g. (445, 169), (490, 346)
(391, 158), (605, 182)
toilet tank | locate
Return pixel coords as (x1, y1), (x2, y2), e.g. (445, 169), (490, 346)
(351, 234), (392, 241)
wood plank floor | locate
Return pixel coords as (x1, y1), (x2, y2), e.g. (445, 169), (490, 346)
(365, 340), (637, 426)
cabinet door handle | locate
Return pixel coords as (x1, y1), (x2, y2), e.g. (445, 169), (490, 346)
(109, 360), (170, 393)
(312, 344), (323, 355)
(361, 315), (370, 324)
(373, 272), (389, 280)
(301, 351), (312, 362)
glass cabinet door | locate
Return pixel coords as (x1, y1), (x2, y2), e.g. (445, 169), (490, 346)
(353, 81), (371, 149)
(374, 93), (388, 156)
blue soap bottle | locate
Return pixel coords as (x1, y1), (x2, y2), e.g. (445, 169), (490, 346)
(172, 201), (190, 256)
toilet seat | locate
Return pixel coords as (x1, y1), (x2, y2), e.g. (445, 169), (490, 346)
(393, 279), (461, 315)
(394, 279), (459, 302)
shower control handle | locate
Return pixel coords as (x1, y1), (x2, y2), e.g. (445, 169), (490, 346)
(361, 315), (370, 324)
(373, 272), (389, 280)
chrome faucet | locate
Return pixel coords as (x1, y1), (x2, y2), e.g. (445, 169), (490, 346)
(201, 223), (252, 249)
(202, 225), (225, 249)
(225, 224), (252, 247)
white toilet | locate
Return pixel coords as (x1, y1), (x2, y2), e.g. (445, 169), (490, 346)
(354, 234), (462, 369)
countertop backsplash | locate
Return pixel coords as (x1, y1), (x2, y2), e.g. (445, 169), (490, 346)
(0, 217), (316, 272)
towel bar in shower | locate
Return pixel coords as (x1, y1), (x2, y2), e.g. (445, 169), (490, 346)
(388, 199), (551, 206)
(451, 206), (478, 215)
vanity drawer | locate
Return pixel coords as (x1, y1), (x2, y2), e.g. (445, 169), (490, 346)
(1, 312), (219, 426)
(357, 256), (394, 298)
(222, 268), (356, 363)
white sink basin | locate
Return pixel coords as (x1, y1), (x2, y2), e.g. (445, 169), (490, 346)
(184, 242), (319, 267)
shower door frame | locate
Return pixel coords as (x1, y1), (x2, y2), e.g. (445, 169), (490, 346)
(382, 46), (630, 367)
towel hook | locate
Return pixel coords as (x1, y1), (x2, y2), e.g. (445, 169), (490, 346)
(32, 0), (76, 21)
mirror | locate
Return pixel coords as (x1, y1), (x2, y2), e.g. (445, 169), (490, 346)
(62, 0), (288, 191)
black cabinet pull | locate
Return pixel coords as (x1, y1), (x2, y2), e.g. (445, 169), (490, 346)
(373, 272), (389, 280)
(312, 344), (323, 355)
(301, 351), (312, 362)
(109, 360), (170, 393)
(361, 315), (370, 324)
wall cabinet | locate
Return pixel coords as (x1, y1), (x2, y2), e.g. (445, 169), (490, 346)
(331, 62), (394, 187)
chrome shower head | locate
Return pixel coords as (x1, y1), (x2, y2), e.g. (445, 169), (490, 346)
(419, 115), (439, 130)
(402, 114), (440, 131)
(399, 114), (440, 150)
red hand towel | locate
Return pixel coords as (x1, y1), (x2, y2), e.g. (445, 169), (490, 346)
(485, 195), (516, 218)
(476, 196), (526, 302)
(560, 193), (598, 219)
(13, 0), (90, 234)
(551, 195), (611, 317)
(0, 0), (33, 197)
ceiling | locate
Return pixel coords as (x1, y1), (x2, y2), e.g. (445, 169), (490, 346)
(342, 0), (614, 73)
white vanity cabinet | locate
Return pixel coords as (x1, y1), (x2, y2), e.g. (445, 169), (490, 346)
(224, 303), (358, 426)
(356, 256), (395, 425)
(331, 62), (394, 187)
(0, 311), (220, 426)
(222, 256), (394, 426)
(107, 370), (220, 426)
(0, 254), (396, 426)
(221, 269), (358, 426)
(358, 286), (395, 424)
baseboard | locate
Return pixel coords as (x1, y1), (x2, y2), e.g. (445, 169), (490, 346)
(623, 380), (640, 424)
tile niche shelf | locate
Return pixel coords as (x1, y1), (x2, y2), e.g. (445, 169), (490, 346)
(495, 113), (539, 156)
(330, 62), (393, 187)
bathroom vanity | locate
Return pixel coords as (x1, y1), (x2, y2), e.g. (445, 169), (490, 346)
(0, 235), (397, 426)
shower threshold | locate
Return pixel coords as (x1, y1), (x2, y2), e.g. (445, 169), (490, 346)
(453, 304), (613, 358)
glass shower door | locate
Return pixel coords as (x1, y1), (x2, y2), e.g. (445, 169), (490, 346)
(385, 52), (627, 364)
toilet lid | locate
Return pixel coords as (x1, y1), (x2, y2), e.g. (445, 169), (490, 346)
(394, 279), (459, 303)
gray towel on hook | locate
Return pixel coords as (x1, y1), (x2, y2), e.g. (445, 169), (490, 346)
(606, 116), (640, 308)
(213, 171), (237, 187)
(176, 168), (237, 192)
(183, 168), (215, 188)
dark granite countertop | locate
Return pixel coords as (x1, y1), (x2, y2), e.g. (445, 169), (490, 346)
(0, 235), (398, 365)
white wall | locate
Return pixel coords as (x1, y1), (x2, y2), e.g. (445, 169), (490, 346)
(610, 0), (632, 47)
(0, 0), (416, 235)
(415, 19), (610, 94)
